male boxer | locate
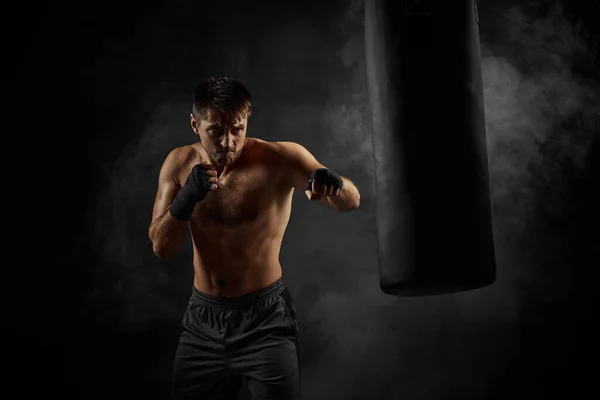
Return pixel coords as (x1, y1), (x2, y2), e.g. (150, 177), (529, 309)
(149, 77), (360, 400)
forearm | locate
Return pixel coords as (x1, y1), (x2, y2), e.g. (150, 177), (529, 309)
(326, 176), (360, 212)
(149, 208), (188, 260)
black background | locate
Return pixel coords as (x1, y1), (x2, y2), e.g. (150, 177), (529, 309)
(11, 0), (600, 398)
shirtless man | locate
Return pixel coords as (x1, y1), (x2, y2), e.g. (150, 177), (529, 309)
(149, 77), (361, 400)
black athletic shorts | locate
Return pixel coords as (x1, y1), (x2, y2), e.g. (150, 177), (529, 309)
(171, 278), (300, 400)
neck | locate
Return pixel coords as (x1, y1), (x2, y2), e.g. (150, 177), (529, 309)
(216, 165), (228, 177)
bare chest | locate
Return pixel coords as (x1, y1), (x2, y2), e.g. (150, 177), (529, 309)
(191, 167), (274, 227)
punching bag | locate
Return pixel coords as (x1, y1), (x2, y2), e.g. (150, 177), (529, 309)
(364, 0), (496, 296)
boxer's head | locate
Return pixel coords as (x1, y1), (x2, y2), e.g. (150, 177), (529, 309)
(190, 77), (252, 167)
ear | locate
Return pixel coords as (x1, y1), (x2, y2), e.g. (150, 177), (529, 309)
(190, 113), (200, 134)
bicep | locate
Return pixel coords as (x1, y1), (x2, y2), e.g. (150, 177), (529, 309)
(151, 150), (182, 224)
(276, 141), (326, 191)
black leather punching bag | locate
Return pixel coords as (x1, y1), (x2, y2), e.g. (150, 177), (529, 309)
(364, 0), (497, 296)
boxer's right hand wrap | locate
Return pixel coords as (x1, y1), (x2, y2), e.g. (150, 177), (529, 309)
(169, 165), (213, 221)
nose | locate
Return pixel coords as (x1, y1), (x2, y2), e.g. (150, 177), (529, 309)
(219, 132), (235, 150)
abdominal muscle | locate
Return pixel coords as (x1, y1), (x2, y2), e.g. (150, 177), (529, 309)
(189, 204), (291, 298)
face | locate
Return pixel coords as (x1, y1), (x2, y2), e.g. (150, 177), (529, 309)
(190, 108), (248, 167)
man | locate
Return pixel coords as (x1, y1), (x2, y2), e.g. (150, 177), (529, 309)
(149, 77), (361, 400)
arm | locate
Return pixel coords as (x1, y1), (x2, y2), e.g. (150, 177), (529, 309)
(276, 141), (360, 212)
(148, 149), (188, 260)
(323, 175), (360, 212)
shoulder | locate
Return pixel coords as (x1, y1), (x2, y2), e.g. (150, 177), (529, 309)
(244, 138), (321, 172)
(249, 139), (312, 161)
(272, 141), (308, 154)
(253, 139), (324, 177)
(159, 144), (201, 184)
(163, 144), (199, 167)
(273, 142), (320, 169)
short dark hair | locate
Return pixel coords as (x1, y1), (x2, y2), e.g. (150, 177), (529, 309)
(192, 77), (252, 122)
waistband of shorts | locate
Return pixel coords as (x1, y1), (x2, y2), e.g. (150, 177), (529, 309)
(191, 278), (286, 308)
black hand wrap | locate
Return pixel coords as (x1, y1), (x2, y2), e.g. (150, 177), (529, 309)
(169, 165), (213, 221)
(305, 168), (344, 192)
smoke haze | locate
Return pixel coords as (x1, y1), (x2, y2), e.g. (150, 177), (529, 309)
(80, 1), (598, 398)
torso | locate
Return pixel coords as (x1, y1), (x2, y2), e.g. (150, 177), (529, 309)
(175, 138), (294, 297)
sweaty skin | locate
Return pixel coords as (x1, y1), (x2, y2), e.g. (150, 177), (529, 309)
(150, 137), (360, 297)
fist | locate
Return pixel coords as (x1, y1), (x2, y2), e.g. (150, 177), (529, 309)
(170, 164), (219, 221)
(184, 164), (219, 202)
(305, 168), (343, 201)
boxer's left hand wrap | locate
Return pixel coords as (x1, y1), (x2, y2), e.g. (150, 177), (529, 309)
(305, 168), (344, 199)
